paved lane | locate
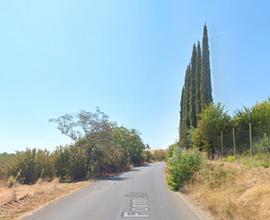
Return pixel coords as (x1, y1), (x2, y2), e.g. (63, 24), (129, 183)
(24, 162), (203, 220)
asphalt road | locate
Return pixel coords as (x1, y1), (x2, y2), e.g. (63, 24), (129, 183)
(24, 162), (203, 220)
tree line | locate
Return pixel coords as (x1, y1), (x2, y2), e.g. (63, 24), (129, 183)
(1, 108), (148, 185)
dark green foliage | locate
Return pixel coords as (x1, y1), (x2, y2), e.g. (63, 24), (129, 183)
(179, 24), (213, 147)
(201, 24), (213, 109)
(195, 42), (202, 116)
(167, 150), (203, 191)
(179, 65), (192, 147)
(190, 44), (197, 127)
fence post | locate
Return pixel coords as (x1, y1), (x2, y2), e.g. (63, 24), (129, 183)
(249, 122), (253, 156)
(221, 130), (224, 157)
(232, 127), (236, 157)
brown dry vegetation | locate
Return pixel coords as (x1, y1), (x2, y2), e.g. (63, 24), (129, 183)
(183, 161), (270, 220)
(0, 179), (90, 220)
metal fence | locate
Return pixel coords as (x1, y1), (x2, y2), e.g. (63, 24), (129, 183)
(213, 123), (270, 157)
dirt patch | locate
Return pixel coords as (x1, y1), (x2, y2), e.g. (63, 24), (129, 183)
(183, 161), (270, 220)
(0, 179), (91, 220)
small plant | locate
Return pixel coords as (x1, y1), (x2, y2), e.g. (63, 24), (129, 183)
(226, 155), (235, 162)
(7, 175), (17, 188)
(223, 198), (237, 219)
(7, 169), (21, 188)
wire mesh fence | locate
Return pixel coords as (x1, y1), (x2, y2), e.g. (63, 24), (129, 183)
(213, 123), (270, 157)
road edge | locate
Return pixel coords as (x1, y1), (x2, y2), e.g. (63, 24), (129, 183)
(163, 163), (209, 220)
(19, 181), (93, 220)
(176, 191), (212, 220)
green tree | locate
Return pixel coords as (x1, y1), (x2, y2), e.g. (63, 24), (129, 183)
(195, 41), (202, 118)
(191, 103), (230, 157)
(179, 65), (192, 147)
(179, 25), (214, 148)
(50, 108), (147, 178)
(190, 44), (197, 127)
(201, 24), (213, 109)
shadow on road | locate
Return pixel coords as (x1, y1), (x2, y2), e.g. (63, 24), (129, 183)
(98, 175), (133, 181)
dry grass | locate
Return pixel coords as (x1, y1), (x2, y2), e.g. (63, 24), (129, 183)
(183, 161), (270, 220)
(0, 179), (91, 220)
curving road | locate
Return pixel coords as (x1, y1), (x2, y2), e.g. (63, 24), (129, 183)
(24, 162), (203, 220)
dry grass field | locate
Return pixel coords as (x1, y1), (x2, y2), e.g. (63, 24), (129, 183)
(182, 161), (270, 220)
(0, 179), (90, 220)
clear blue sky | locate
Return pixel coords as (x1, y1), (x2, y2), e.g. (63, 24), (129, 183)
(0, 0), (269, 153)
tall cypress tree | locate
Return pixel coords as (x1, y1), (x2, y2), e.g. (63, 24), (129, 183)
(190, 44), (197, 127)
(201, 24), (213, 109)
(179, 24), (213, 147)
(179, 65), (191, 146)
(185, 64), (191, 129)
(195, 41), (202, 118)
(179, 86), (186, 145)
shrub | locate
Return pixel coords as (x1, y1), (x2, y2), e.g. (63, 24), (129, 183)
(254, 133), (270, 153)
(53, 146), (71, 181)
(7, 148), (54, 184)
(151, 150), (167, 161)
(190, 104), (231, 157)
(226, 155), (236, 162)
(200, 163), (235, 188)
(167, 150), (203, 191)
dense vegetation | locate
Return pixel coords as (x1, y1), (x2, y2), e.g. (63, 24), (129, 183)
(169, 25), (270, 191)
(190, 100), (270, 156)
(179, 24), (213, 147)
(0, 108), (148, 185)
(167, 150), (203, 190)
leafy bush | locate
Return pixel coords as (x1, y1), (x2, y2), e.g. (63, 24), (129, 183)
(190, 103), (231, 157)
(167, 150), (203, 191)
(254, 133), (270, 153)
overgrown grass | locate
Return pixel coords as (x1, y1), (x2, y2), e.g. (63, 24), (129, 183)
(182, 159), (270, 220)
(225, 153), (270, 168)
(197, 162), (236, 189)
